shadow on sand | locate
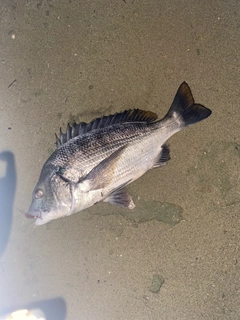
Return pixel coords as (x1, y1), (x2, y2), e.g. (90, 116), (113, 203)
(0, 151), (16, 258)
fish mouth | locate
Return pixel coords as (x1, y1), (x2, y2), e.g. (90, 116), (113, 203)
(25, 211), (42, 220)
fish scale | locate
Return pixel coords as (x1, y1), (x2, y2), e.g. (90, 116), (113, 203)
(51, 122), (155, 181)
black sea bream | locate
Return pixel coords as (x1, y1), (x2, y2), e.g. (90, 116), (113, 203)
(26, 82), (211, 225)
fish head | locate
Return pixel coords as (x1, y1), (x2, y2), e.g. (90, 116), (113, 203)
(26, 164), (74, 225)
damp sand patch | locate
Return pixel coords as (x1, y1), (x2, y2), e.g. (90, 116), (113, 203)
(93, 198), (183, 226)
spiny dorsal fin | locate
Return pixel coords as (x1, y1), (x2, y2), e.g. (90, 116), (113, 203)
(55, 109), (158, 147)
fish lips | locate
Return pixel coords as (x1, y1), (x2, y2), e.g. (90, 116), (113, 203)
(25, 211), (47, 226)
(25, 210), (42, 220)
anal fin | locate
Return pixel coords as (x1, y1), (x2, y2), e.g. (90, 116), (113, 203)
(153, 144), (170, 168)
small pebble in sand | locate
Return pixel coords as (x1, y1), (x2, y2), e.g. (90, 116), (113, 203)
(149, 274), (164, 293)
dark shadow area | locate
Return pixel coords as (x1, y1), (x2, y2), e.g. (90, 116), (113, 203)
(0, 151), (16, 258)
(0, 297), (67, 320)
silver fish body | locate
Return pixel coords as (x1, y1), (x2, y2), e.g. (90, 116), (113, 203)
(26, 82), (211, 225)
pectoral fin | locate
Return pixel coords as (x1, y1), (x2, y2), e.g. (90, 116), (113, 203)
(79, 145), (127, 192)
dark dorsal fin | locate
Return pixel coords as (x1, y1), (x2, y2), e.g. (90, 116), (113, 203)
(55, 109), (158, 148)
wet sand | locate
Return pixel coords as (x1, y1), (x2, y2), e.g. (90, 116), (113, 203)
(0, 1), (239, 319)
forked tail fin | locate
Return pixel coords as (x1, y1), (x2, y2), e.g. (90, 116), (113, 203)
(166, 82), (212, 127)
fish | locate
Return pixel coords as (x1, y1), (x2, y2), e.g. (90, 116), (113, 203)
(26, 82), (211, 225)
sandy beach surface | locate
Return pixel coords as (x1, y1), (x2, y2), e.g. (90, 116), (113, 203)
(0, 1), (239, 319)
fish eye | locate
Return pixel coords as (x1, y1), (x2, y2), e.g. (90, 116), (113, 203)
(35, 189), (43, 199)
